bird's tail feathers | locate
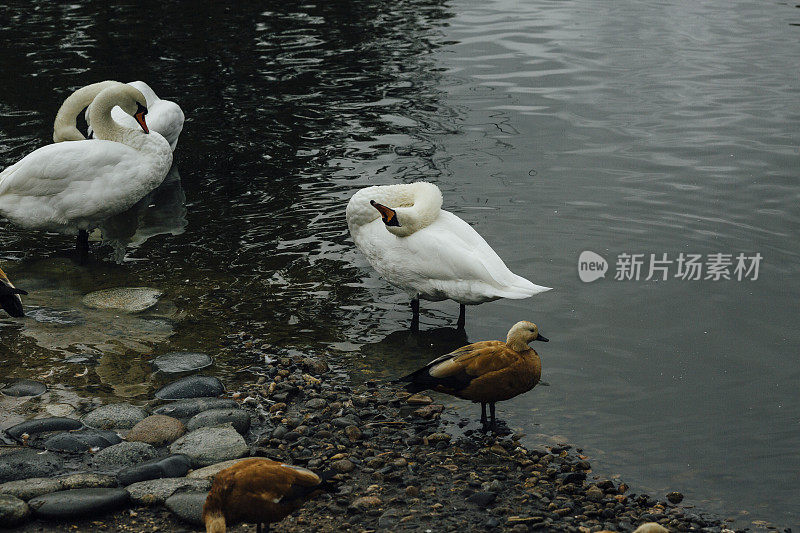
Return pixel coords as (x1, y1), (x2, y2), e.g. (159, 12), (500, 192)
(203, 510), (226, 533)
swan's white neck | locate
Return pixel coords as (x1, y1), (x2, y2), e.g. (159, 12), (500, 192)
(88, 89), (138, 144)
(53, 81), (120, 142)
(347, 182), (443, 237)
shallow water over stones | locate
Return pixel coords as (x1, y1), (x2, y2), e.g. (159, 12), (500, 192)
(154, 376), (225, 401)
(0, 379), (47, 398)
(152, 352), (213, 374)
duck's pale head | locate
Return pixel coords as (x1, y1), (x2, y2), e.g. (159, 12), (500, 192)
(506, 320), (548, 349)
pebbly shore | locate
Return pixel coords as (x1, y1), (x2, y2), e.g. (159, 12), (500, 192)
(0, 341), (763, 532)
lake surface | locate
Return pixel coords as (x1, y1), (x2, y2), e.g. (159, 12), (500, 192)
(0, 0), (798, 528)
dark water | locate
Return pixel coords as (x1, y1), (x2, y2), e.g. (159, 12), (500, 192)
(0, 0), (798, 528)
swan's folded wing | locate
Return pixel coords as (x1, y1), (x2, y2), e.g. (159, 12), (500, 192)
(0, 141), (140, 198)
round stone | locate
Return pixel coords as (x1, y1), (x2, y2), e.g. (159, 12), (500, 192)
(6, 417), (82, 440)
(28, 488), (128, 519)
(155, 376), (225, 401)
(0, 379), (47, 398)
(117, 455), (192, 486)
(0, 447), (63, 483)
(81, 287), (162, 312)
(185, 459), (250, 480)
(0, 478), (62, 501)
(92, 442), (158, 471)
(126, 415), (185, 446)
(125, 478), (211, 506)
(186, 408), (250, 435)
(153, 398), (237, 419)
(169, 425), (248, 467)
(82, 403), (147, 430)
(44, 430), (121, 453)
(0, 494), (29, 527)
(57, 473), (117, 491)
(165, 491), (207, 526)
(153, 352), (213, 373)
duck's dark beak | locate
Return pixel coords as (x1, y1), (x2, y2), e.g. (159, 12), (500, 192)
(134, 103), (149, 134)
(370, 200), (401, 227)
(536, 334), (549, 342)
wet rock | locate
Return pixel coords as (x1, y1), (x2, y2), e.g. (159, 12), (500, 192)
(6, 417), (83, 439)
(349, 496), (381, 512)
(169, 424), (248, 467)
(127, 415), (186, 446)
(301, 357), (329, 374)
(345, 425), (362, 441)
(559, 471), (586, 484)
(406, 393), (432, 405)
(82, 403), (147, 430)
(155, 376), (225, 400)
(304, 398), (328, 410)
(117, 455), (192, 486)
(58, 473), (117, 491)
(666, 491), (684, 504)
(44, 403), (76, 418)
(0, 495), (29, 527)
(186, 408), (250, 435)
(93, 441), (158, 470)
(153, 398), (238, 419)
(186, 459), (250, 480)
(165, 491), (207, 526)
(28, 488), (128, 519)
(0, 447), (63, 483)
(0, 478), (62, 500)
(44, 430), (121, 452)
(153, 352), (213, 373)
(81, 287), (162, 312)
(467, 491), (497, 507)
(586, 485), (605, 502)
(331, 459), (355, 474)
(0, 379), (47, 397)
(125, 477), (211, 506)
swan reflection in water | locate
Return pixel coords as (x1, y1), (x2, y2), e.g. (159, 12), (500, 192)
(98, 164), (187, 262)
(355, 326), (469, 378)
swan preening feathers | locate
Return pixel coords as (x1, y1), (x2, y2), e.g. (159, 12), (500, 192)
(54, 80), (185, 151)
(347, 182), (551, 329)
(397, 320), (548, 430)
(0, 83), (172, 261)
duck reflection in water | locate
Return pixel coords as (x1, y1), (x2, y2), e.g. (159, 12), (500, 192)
(99, 164), (187, 263)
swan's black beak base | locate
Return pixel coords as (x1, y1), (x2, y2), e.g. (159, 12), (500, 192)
(370, 200), (401, 227)
(134, 103), (149, 134)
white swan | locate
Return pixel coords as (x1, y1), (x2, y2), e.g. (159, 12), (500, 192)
(53, 81), (184, 151)
(346, 182), (551, 329)
(1, 84), (173, 262)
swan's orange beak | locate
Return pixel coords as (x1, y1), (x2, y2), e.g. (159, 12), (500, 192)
(370, 200), (400, 227)
(134, 103), (149, 134)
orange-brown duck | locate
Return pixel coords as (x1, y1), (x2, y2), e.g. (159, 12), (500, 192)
(0, 267), (27, 318)
(203, 458), (335, 533)
(397, 320), (548, 430)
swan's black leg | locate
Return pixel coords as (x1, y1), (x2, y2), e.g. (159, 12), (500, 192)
(480, 402), (488, 430)
(76, 230), (89, 265)
(410, 297), (420, 332)
(257, 523), (261, 533)
(457, 304), (466, 330)
(489, 403), (497, 432)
